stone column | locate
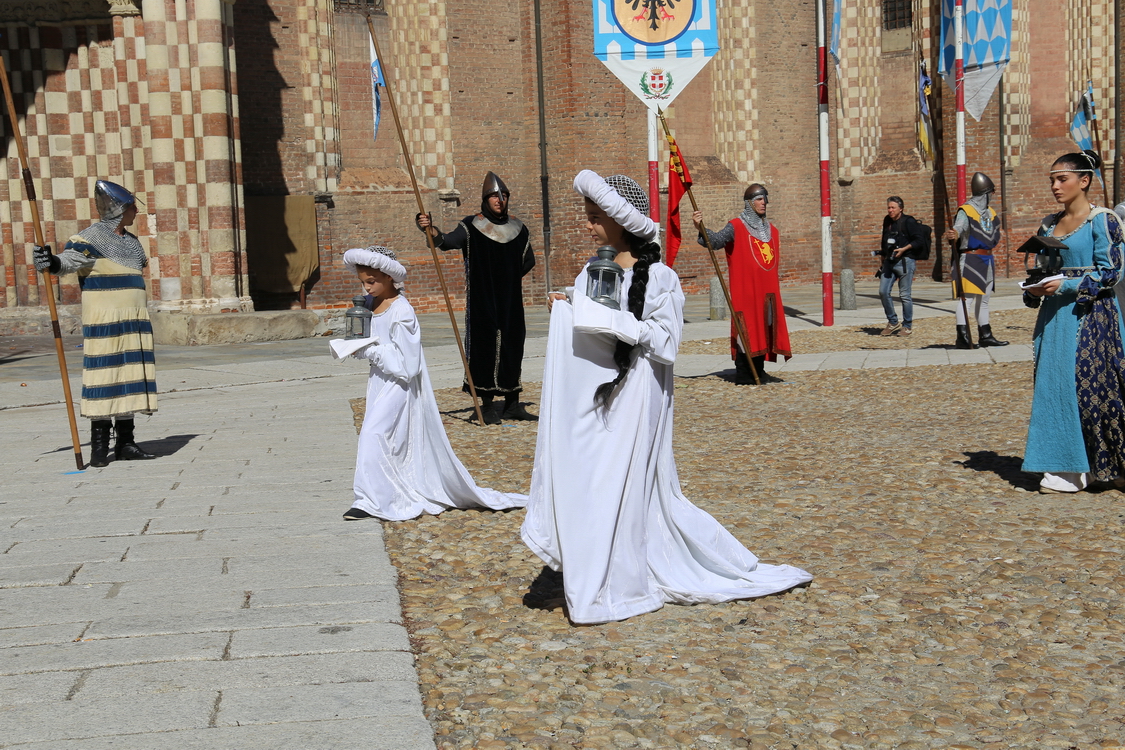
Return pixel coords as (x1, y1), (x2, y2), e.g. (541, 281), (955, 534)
(143, 0), (251, 314)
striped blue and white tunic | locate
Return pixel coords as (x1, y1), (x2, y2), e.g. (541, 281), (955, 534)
(60, 227), (157, 419)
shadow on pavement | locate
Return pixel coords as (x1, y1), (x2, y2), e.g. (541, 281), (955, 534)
(958, 450), (1038, 491)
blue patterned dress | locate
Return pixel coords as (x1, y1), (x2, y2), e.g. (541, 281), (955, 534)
(1023, 207), (1125, 480)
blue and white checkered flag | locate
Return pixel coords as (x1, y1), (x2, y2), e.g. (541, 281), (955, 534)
(1070, 82), (1103, 186)
(1070, 82), (1095, 151)
(939, 0), (1012, 120)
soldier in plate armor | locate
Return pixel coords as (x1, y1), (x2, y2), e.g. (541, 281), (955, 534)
(416, 172), (537, 424)
(34, 180), (158, 468)
(943, 172), (1010, 349)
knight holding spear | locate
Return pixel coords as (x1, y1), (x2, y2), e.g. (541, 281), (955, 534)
(33, 180), (159, 468)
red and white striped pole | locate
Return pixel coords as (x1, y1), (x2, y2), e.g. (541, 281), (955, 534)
(954, 0), (967, 205)
(647, 109), (661, 223)
(816, 0), (834, 326)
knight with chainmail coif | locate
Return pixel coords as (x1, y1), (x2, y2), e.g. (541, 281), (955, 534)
(416, 172), (536, 424)
(943, 172), (1009, 349)
(34, 180), (158, 468)
(692, 184), (791, 384)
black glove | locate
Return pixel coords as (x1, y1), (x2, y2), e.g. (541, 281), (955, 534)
(33, 244), (60, 274)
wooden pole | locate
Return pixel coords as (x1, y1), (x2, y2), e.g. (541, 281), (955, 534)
(0, 52), (85, 470)
(657, 111), (760, 385)
(365, 16), (484, 425)
(938, 189), (976, 347)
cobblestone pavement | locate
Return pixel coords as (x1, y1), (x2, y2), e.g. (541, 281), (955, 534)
(372, 361), (1125, 750)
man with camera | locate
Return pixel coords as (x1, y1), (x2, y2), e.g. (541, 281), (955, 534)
(875, 196), (926, 336)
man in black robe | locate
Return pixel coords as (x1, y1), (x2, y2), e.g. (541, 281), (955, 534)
(416, 172), (536, 424)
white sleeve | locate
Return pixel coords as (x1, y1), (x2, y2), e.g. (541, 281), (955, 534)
(572, 263), (684, 364)
(367, 307), (423, 383)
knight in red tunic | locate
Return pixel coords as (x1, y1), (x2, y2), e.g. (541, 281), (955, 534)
(692, 184), (791, 384)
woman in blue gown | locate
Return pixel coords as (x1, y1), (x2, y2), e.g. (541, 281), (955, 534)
(1023, 150), (1125, 493)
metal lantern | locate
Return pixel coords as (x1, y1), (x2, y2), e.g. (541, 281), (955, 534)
(344, 295), (372, 339)
(586, 245), (624, 310)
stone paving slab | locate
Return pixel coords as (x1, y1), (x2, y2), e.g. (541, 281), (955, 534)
(2, 376), (435, 748)
(0, 671), (77, 706)
(1, 632), (229, 675)
(0, 717), (437, 750)
(84, 602), (403, 640)
(76, 651), (420, 696)
(1, 691), (219, 747)
(0, 623), (88, 649)
(217, 681), (424, 726)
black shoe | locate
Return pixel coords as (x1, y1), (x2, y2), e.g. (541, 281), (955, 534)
(114, 419), (156, 460)
(955, 325), (978, 350)
(343, 507), (374, 521)
(502, 401), (539, 421)
(473, 401), (502, 425)
(978, 324), (1009, 347)
(733, 353), (756, 385)
(523, 565), (566, 610)
(89, 420), (112, 468)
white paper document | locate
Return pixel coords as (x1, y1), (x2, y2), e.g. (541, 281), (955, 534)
(1018, 274), (1065, 291)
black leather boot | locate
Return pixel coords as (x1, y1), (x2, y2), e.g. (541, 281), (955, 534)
(89, 420), (112, 468)
(502, 396), (538, 421)
(114, 419), (156, 460)
(955, 325), (977, 349)
(734, 353), (755, 385)
(978, 324), (1009, 347)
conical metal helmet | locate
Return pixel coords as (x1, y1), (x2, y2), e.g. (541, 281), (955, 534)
(94, 180), (137, 221)
(970, 172), (995, 197)
(481, 171), (510, 200)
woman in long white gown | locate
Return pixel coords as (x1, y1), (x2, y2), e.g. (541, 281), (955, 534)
(520, 172), (812, 625)
(334, 246), (526, 521)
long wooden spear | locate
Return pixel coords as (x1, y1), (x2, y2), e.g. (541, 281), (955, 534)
(365, 16), (485, 425)
(657, 110), (760, 385)
(0, 51), (85, 469)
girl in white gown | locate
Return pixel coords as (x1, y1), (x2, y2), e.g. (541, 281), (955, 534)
(334, 246), (526, 521)
(520, 172), (812, 624)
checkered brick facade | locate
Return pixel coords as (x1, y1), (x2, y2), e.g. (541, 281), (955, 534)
(712, 2), (760, 185)
(1068, 0), (1116, 165)
(386, 0), (455, 191)
(2, 0), (1122, 327)
(1, 0), (248, 321)
(833, 0), (882, 178)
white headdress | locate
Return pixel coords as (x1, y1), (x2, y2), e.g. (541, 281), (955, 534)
(573, 170), (659, 242)
(343, 246), (407, 283)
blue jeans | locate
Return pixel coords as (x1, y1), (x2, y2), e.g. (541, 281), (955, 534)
(878, 256), (915, 327)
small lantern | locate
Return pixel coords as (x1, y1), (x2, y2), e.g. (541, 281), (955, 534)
(344, 295), (372, 339)
(586, 245), (624, 310)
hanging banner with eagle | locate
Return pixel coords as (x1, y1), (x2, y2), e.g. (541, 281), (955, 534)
(592, 0), (720, 112)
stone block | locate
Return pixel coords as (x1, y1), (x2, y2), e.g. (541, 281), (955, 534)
(216, 681), (423, 726)
(1, 717), (437, 750)
(228, 622), (410, 659)
(1, 691), (216, 745)
(1, 632), (229, 676)
(85, 601), (401, 639)
(150, 310), (320, 346)
(76, 651), (420, 697)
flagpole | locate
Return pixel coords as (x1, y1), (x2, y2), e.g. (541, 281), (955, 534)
(658, 110), (760, 385)
(954, 0), (966, 206)
(816, 0), (834, 327)
(647, 109), (660, 223)
(1089, 82), (1107, 207)
(365, 16), (485, 427)
(0, 51), (85, 470)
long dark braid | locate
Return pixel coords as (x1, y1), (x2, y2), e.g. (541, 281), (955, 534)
(593, 234), (662, 409)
